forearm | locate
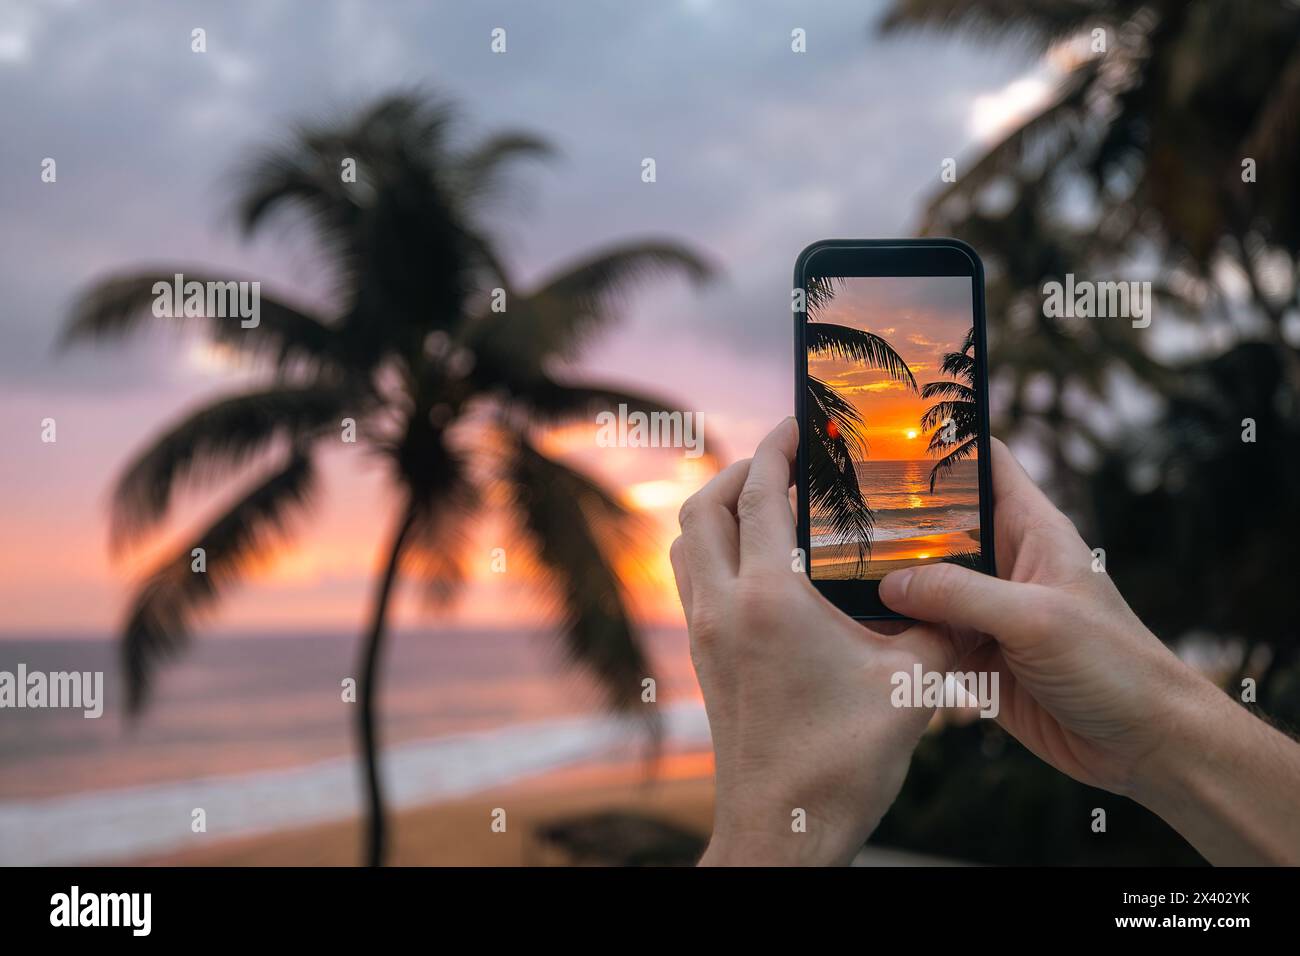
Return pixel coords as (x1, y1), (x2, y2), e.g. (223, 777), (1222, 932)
(1135, 673), (1300, 865)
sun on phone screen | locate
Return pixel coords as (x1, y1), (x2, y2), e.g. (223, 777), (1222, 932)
(806, 275), (981, 581)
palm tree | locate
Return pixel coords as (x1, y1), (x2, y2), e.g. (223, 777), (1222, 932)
(881, 0), (1300, 671)
(920, 326), (977, 492)
(805, 277), (917, 567)
(881, 0), (1300, 500)
(59, 94), (714, 866)
(875, 0), (1300, 863)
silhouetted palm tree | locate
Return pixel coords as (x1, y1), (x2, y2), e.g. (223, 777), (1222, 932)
(59, 94), (713, 866)
(920, 326), (977, 492)
(882, 0), (1300, 492)
(806, 278), (917, 567)
(877, 0), (1300, 864)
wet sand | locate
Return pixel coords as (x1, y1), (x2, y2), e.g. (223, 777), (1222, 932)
(813, 528), (980, 580)
(130, 754), (717, 867)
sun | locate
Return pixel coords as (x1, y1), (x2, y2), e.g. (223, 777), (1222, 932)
(905, 429), (919, 440)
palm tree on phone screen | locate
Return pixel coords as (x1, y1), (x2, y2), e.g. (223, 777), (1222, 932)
(920, 326), (977, 492)
(806, 277), (917, 569)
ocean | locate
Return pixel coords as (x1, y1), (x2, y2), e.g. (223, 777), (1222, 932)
(0, 627), (706, 864)
(810, 458), (980, 548)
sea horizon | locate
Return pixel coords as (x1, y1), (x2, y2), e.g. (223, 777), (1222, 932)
(810, 458), (979, 548)
(0, 628), (698, 795)
(0, 626), (705, 864)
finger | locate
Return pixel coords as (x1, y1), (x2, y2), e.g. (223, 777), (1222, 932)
(737, 417), (799, 573)
(990, 437), (1064, 522)
(669, 536), (694, 626)
(888, 621), (989, 675)
(676, 458), (751, 601)
(879, 560), (1035, 637)
(988, 437), (1090, 574)
(679, 457), (752, 521)
(883, 624), (1004, 718)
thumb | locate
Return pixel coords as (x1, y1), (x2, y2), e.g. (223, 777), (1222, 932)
(880, 562), (1029, 637)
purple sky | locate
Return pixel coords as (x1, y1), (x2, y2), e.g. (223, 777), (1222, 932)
(0, 0), (1058, 633)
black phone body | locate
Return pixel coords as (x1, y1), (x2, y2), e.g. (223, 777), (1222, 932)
(794, 238), (996, 620)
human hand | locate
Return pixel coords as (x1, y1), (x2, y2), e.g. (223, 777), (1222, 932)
(878, 438), (1300, 864)
(670, 418), (977, 866)
(878, 437), (1216, 801)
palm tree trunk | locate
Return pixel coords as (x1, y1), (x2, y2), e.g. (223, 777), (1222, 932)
(356, 503), (418, 867)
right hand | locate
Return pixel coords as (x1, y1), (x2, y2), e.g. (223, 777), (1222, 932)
(879, 438), (1218, 801)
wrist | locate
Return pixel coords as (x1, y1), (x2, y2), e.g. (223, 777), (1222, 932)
(701, 806), (865, 867)
(1127, 656), (1224, 807)
(1129, 664), (1297, 865)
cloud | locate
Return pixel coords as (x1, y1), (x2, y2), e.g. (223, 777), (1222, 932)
(969, 72), (1055, 145)
(0, 0), (1036, 396)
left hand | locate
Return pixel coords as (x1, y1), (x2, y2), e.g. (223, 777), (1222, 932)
(670, 417), (976, 866)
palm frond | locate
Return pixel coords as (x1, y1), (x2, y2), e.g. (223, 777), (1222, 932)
(943, 548), (985, 571)
(235, 147), (362, 242)
(805, 276), (842, 318)
(808, 322), (919, 391)
(808, 375), (868, 461)
(473, 242), (715, 366)
(939, 350), (975, 380)
(236, 93), (459, 237)
(500, 429), (657, 718)
(921, 398), (978, 437)
(60, 271), (339, 369)
(1240, 36), (1300, 166)
(920, 379), (976, 402)
(455, 132), (556, 200)
(504, 377), (719, 463)
(927, 436), (979, 493)
(879, 1), (1112, 51)
(958, 326), (976, 355)
(109, 385), (358, 551)
(807, 377), (874, 569)
(236, 94), (481, 367)
(920, 325), (978, 487)
(917, 57), (1102, 233)
(921, 398), (977, 436)
(122, 451), (317, 713)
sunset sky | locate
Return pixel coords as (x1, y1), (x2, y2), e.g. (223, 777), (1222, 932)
(0, 0), (1059, 635)
(809, 275), (974, 461)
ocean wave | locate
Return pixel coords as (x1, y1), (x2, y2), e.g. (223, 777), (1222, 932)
(812, 505), (979, 546)
(0, 701), (711, 865)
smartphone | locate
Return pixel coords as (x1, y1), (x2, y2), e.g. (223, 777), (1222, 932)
(794, 239), (995, 620)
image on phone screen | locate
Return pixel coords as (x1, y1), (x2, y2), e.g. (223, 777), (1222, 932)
(803, 271), (986, 584)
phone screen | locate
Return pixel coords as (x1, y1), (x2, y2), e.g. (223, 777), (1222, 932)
(796, 241), (993, 617)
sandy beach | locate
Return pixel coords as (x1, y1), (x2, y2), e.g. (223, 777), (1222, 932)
(126, 754), (964, 866)
(132, 754), (716, 866)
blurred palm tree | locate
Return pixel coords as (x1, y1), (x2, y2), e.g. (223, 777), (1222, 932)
(882, 0), (1300, 501)
(60, 94), (714, 866)
(881, 0), (1300, 669)
(877, 0), (1300, 863)
(805, 277), (917, 567)
(920, 326), (977, 491)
